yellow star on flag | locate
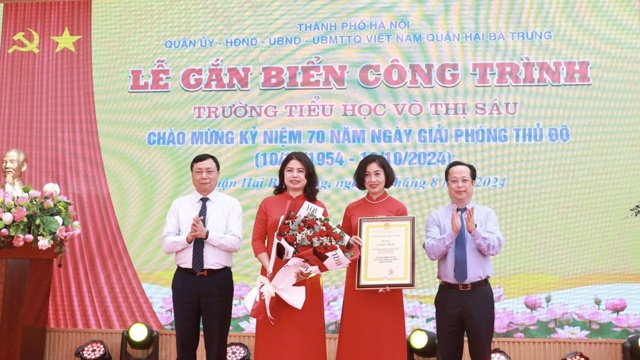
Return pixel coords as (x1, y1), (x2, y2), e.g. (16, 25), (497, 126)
(51, 27), (82, 53)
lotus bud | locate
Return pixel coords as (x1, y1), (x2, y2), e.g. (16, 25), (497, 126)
(2, 212), (13, 225)
(43, 183), (61, 197)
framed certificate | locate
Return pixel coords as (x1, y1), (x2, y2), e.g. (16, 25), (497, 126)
(356, 216), (416, 289)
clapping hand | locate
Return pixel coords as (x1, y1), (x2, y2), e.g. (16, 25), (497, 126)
(464, 206), (476, 233)
(451, 206), (477, 234)
(187, 215), (207, 243)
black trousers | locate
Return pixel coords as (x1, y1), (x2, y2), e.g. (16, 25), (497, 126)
(434, 282), (494, 360)
(172, 267), (234, 360)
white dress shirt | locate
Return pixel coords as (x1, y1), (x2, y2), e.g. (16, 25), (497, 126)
(162, 190), (242, 269)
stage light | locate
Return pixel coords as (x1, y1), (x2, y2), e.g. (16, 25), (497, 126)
(561, 351), (589, 360)
(491, 348), (511, 360)
(227, 342), (251, 360)
(406, 329), (437, 359)
(120, 322), (159, 360)
(74, 340), (111, 360)
(623, 334), (640, 360)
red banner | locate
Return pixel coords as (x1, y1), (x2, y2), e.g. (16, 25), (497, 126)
(0, 1), (161, 329)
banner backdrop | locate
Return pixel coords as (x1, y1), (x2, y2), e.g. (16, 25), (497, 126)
(2, 1), (640, 337)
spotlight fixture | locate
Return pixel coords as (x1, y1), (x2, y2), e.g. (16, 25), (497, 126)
(624, 334), (640, 360)
(561, 351), (589, 360)
(74, 340), (111, 360)
(406, 329), (437, 359)
(120, 322), (159, 360)
(227, 342), (251, 360)
(490, 348), (511, 360)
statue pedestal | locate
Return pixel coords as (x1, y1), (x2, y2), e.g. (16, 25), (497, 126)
(0, 245), (56, 360)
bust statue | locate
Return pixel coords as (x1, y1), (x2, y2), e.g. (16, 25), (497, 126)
(2, 148), (28, 194)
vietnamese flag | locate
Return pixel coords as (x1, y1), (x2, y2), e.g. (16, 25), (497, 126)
(0, 0), (162, 330)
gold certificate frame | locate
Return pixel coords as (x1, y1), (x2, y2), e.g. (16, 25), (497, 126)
(356, 216), (416, 289)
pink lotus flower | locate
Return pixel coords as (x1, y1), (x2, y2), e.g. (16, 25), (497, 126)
(56, 226), (68, 240)
(234, 282), (252, 299)
(573, 305), (610, 330)
(0, 228), (8, 237)
(3, 191), (13, 206)
(494, 308), (516, 334)
(157, 312), (174, 328)
(61, 225), (75, 239)
(524, 294), (543, 312)
(160, 294), (174, 312)
(611, 313), (640, 332)
(12, 234), (24, 247)
(43, 198), (54, 209)
(232, 302), (250, 318)
(24, 234), (34, 243)
(15, 195), (29, 206)
(605, 298), (627, 315)
(12, 206), (27, 222)
(511, 310), (539, 331)
(29, 189), (41, 198)
(537, 303), (571, 328)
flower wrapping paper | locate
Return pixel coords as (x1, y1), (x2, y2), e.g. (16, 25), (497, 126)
(247, 201), (360, 321)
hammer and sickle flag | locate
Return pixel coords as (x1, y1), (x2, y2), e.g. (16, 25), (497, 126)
(8, 28), (40, 53)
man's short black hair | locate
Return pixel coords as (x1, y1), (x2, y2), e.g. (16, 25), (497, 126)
(445, 161), (476, 181)
(190, 154), (220, 172)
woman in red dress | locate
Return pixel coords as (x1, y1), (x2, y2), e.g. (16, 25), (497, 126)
(251, 152), (328, 360)
(336, 154), (409, 360)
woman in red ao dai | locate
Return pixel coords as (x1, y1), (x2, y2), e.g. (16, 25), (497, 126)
(251, 152), (328, 360)
(335, 154), (409, 360)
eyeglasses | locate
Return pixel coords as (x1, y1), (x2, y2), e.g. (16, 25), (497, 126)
(448, 179), (472, 186)
(194, 170), (218, 177)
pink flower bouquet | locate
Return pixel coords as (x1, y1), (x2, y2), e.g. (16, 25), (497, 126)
(0, 182), (81, 265)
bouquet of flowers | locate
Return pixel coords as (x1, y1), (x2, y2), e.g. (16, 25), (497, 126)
(0, 182), (81, 266)
(245, 201), (359, 322)
(275, 209), (358, 272)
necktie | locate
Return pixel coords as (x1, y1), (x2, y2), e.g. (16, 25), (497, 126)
(192, 197), (208, 272)
(454, 207), (467, 283)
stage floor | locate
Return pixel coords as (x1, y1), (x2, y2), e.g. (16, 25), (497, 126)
(44, 328), (624, 360)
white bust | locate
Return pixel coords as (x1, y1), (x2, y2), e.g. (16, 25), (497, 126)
(2, 148), (28, 194)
